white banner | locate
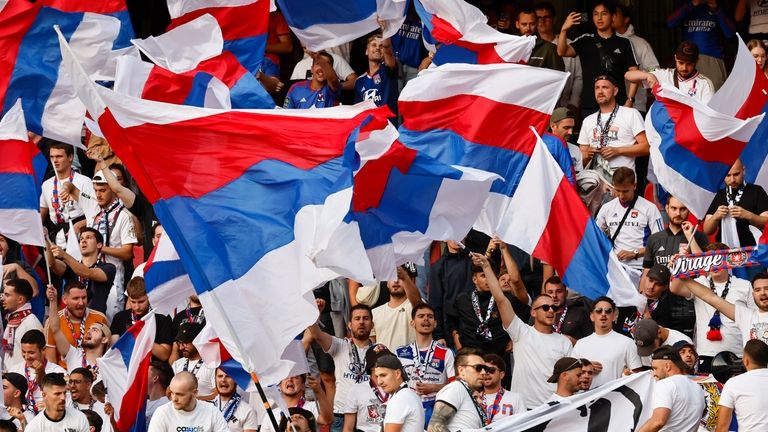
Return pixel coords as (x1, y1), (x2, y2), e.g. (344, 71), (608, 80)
(469, 372), (654, 432)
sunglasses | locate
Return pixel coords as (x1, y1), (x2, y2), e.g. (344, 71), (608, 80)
(593, 307), (614, 315)
(462, 364), (492, 373)
(534, 304), (559, 312)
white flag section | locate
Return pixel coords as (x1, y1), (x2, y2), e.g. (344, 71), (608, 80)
(130, 13), (223, 73)
(65, 221), (82, 261)
(470, 372), (654, 432)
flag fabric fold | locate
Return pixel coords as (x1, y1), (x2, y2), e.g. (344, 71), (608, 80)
(98, 312), (156, 432)
(143, 233), (195, 316)
(0, 100), (46, 247)
(500, 128), (645, 309)
(313, 115), (498, 282)
(0, 0), (134, 145)
(413, 0), (535, 65)
(60, 27), (388, 385)
(166, 0), (269, 73)
(647, 83), (764, 219)
(277, 0), (406, 52)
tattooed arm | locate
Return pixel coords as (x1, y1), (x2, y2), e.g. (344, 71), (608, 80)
(427, 401), (457, 432)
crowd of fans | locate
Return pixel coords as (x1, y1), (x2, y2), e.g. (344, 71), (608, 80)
(5, 0), (768, 431)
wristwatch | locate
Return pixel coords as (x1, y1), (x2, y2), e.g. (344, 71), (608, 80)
(633, 249), (640, 259)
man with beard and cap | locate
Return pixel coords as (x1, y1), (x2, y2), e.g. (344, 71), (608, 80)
(625, 41), (714, 103)
(633, 319), (691, 367)
(372, 354), (424, 432)
(309, 304), (374, 432)
(171, 322), (216, 400)
(428, 348), (488, 432)
(546, 357), (584, 402)
(673, 341), (699, 374)
(343, 345), (394, 432)
(395, 303), (454, 427)
(481, 354), (525, 423)
(474, 253), (572, 408)
(259, 374), (332, 432)
(26, 373), (89, 431)
(572, 297), (643, 388)
(46, 285), (109, 378)
(211, 369), (258, 432)
(371, 265), (423, 350)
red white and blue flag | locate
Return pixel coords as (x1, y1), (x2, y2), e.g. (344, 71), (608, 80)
(166, 0), (269, 73)
(413, 0), (535, 66)
(0, 100), (46, 247)
(647, 83), (764, 219)
(501, 128), (645, 309)
(143, 233), (195, 316)
(313, 115), (498, 282)
(277, 0), (406, 51)
(98, 312), (156, 432)
(0, 0), (134, 145)
(709, 35), (768, 190)
(60, 28), (387, 384)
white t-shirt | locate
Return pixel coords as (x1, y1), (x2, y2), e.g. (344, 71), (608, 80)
(64, 348), (99, 377)
(396, 341), (454, 402)
(434, 381), (483, 431)
(577, 106), (646, 171)
(72, 400), (112, 432)
(148, 401), (229, 432)
(690, 276), (753, 356)
(572, 331), (642, 388)
(212, 395), (259, 432)
(650, 69), (714, 103)
(596, 196), (663, 269)
(345, 383), (387, 432)
(39, 172), (94, 247)
(504, 316), (572, 407)
(718, 368), (768, 432)
(172, 358), (217, 397)
(747, 0), (768, 33)
(383, 386), (424, 432)
(290, 52), (356, 82)
(258, 400), (318, 432)
(651, 375), (705, 432)
(372, 300), (416, 351)
(640, 329), (692, 367)
(326, 337), (372, 413)
(10, 362), (67, 407)
(734, 304), (768, 346)
(146, 397), (170, 428)
(483, 389), (526, 423)
(26, 407), (90, 432)
(3, 311), (43, 372)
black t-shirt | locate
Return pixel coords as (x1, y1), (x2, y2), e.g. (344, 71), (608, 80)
(449, 290), (530, 353)
(571, 33), (638, 109)
(111, 310), (175, 344)
(557, 297), (594, 341)
(63, 261), (116, 314)
(706, 184), (768, 247)
(172, 305), (205, 334)
(643, 228), (710, 269)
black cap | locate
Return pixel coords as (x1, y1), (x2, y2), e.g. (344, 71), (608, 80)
(175, 321), (204, 343)
(676, 41), (699, 63)
(364, 344), (393, 374)
(594, 73), (620, 86)
(547, 357), (582, 383)
(672, 340), (695, 352)
(3, 372), (27, 396)
(647, 265), (671, 285)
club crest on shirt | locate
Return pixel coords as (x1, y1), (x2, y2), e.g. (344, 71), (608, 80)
(631, 210), (638, 218)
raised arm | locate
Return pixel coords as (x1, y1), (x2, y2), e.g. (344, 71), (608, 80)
(380, 37), (397, 70)
(309, 323), (333, 352)
(87, 150), (136, 208)
(398, 266), (423, 308)
(557, 13), (580, 57)
(45, 284), (72, 356)
(471, 252), (515, 328)
(498, 239), (529, 304)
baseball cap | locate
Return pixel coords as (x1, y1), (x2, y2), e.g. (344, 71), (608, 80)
(364, 344), (393, 374)
(551, 107), (575, 124)
(3, 372), (28, 396)
(647, 264), (671, 285)
(547, 357), (582, 383)
(676, 41), (699, 63)
(633, 319), (659, 357)
(175, 321), (204, 343)
(651, 346), (688, 370)
(672, 340), (696, 353)
(594, 73), (619, 86)
(400, 262), (417, 278)
(89, 322), (112, 343)
(92, 172), (108, 184)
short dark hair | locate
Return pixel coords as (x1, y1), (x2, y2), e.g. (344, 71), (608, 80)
(314, 51), (335, 66)
(534, 2), (556, 17)
(81, 409), (103, 432)
(592, 296), (616, 311)
(744, 339), (768, 367)
(349, 304), (373, 319)
(580, 358), (593, 366)
(20, 329), (46, 349)
(0, 420), (17, 432)
(79, 227), (104, 245)
(108, 163), (129, 183)
(705, 242), (729, 251)
(516, 7), (535, 21)
(150, 360), (174, 389)
(752, 271), (768, 286)
(126, 277), (147, 299)
(612, 167), (636, 185)
(543, 275), (564, 288)
(49, 142), (73, 157)
(455, 347), (484, 371)
(41, 373), (67, 389)
(64, 280), (88, 295)
(70, 367), (94, 383)
(152, 222), (163, 238)
(615, 3), (631, 18)
(5, 279), (33, 303)
(483, 353), (506, 371)
(411, 303), (435, 319)
(593, 0), (617, 15)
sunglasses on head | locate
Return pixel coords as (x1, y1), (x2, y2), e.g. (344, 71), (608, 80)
(593, 307), (614, 315)
(462, 364), (492, 373)
(534, 304), (559, 312)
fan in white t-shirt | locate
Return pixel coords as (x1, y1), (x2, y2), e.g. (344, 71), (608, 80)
(25, 373), (90, 432)
(717, 339), (768, 432)
(148, 372), (229, 432)
(430, 349), (488, 431)
(638, 346), (705, 432)
(481, 355), (526, 423)
(371, 354), (424, 432)
(632, 319), (691, 367)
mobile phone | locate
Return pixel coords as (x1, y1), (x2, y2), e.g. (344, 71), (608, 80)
(579, 12), (589, 23)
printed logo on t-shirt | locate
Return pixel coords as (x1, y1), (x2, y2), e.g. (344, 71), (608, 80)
(363, 88), (382, 104)
(500, 403), (515, 415)
(366, 400), (385, 424)
(748, 321), (768, 344)
(176, 427), (205, 432)
(631, 210), (638, 218)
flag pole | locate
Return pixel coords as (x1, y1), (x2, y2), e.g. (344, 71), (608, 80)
(42, 222), (52, 286)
